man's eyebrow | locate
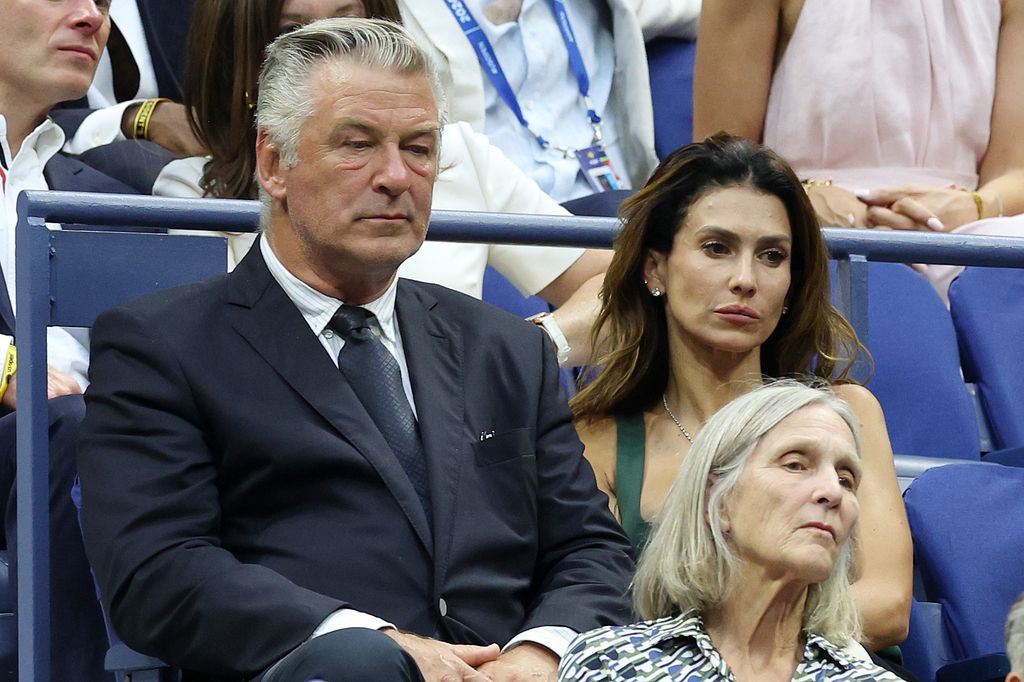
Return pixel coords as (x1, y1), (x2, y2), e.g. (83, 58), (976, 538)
(329, 121), (440, 138)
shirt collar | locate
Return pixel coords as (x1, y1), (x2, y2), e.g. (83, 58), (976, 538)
(804, 631), (857, 670)
(0, 115), (65, 172)
(645, 609), (855, 673)
(259, 235), (400, 343)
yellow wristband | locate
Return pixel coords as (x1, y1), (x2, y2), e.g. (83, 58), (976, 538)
(0, 344), (17, 402)
(960, 187), (984, 220)
(131, 98), (171, 141)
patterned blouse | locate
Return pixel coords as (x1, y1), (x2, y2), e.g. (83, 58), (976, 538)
(558, 610), (902, 681)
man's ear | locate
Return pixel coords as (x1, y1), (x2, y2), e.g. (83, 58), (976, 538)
(1007, 672), (1023, 682)
(255, 129), (287, 201)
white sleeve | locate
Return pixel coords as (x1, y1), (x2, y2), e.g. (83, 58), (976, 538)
(504, 625), (578, 658)
(310, 608), (395, 639)
(628, 0), (701, 41)
(153, 156), (207, 198)
(60, 101), (140, 155)
(46, 327), (90, 390)
(436, 122), (585, 297)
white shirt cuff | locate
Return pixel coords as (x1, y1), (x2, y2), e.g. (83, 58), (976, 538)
(61, 100), (140, 154)
(310, 608), (395, 640)
(504, 626), (577, 659)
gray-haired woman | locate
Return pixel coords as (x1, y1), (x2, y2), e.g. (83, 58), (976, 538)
(559, 380), (904, 681)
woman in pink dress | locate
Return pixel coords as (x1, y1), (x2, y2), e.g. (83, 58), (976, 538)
(692, 0), (1024, 297)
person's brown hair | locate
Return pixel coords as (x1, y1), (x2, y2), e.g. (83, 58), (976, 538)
(571, 133), (867, 421)
(182, 0), (402, 199)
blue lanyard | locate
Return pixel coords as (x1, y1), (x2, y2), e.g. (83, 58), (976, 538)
(442, 0), (604, 153)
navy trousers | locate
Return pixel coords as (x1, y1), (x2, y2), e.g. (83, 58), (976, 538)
(0, 395), (110, 681)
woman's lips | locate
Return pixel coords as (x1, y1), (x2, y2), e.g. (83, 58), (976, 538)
(714, 304), (761, 324)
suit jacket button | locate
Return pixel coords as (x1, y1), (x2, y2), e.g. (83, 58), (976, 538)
(438, 598), (448, 617)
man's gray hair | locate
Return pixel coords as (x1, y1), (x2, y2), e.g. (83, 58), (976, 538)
(1007, 593), (1024, 673)
(257, 17), (446, 168)
(633, 378), (865, 644)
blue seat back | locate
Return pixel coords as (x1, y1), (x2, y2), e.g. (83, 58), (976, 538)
(831, 262), (978, 459)
(904, 462), (1024, 660)
(949, 267), (1024, 450)
(646, 37), (696, 158)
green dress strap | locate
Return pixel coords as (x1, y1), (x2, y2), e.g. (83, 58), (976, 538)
(615, 412), (652, 553)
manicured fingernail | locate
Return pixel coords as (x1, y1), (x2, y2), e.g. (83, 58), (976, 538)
(926, 216), (945, 231)
(854, 189), (870, 199)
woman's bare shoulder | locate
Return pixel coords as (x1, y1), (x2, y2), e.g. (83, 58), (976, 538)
(575, 415), (619, 468)
(832, 382), (884, 416)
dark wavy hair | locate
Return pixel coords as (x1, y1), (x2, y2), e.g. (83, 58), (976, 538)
(182, 0), (401, 199)
(571, 133), (868, 421)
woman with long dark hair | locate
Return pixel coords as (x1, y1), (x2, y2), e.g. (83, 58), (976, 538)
(572, 134), (911, 650)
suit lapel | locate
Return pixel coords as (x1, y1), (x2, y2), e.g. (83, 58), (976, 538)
(396, 282), (466, 585)
(227, 244), (434, 555)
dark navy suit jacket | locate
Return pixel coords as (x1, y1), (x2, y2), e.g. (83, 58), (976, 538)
(78, 243), (635, 680)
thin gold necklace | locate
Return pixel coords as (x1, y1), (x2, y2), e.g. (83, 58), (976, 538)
(661, 393), (694, 445)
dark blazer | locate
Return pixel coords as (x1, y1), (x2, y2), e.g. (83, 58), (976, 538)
(78, 243), (634, 680)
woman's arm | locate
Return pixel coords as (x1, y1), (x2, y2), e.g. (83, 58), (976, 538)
(978, 0), (1024, 217)
(576, 417), (621, 522)
(834, 384), (913, 649)
(692, 0), (781, 141)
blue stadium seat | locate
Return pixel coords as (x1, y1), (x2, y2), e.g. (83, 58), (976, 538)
(16, 196), (230, 680)
(901, 462), (1024, 681)
(645, 37), (696, 158)
(831, 262), (979, 459)
(949, 267), (1024, 450)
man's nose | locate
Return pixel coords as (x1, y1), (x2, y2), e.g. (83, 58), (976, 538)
(373, 146), (413, 197)
(70, 0), (106, 33)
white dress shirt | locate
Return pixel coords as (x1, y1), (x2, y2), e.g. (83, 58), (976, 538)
(0, 115), (90, 388)
(462, 0), (623, 202)
(260, 237), (576, 658)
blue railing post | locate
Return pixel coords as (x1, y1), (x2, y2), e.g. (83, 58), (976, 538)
(15, 197), (53, 682)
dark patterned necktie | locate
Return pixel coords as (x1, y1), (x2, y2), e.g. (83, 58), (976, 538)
(330, 305), (432, 521)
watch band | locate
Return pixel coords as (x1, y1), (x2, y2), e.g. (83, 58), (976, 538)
(529, 312), (571, 367)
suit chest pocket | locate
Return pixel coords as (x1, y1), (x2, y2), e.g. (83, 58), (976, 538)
(473, 428), (535, 466)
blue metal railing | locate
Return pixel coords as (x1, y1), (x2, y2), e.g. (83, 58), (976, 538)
(14, 190), (1024, 681)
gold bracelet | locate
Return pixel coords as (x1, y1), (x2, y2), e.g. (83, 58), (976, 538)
(802, 178), (833, 188)
(0, 344), (17, 402)
(131, 98), (171, 141)
(960, 187), (984, 220)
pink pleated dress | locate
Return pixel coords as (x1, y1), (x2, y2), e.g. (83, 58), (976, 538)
(762, 0), (1024, 298)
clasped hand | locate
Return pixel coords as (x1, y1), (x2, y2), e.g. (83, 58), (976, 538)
(807, 184), (979, 232)
(383, 630), (558, 681)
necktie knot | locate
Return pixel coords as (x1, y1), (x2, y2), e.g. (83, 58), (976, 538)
(330, 305), (374, 340)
